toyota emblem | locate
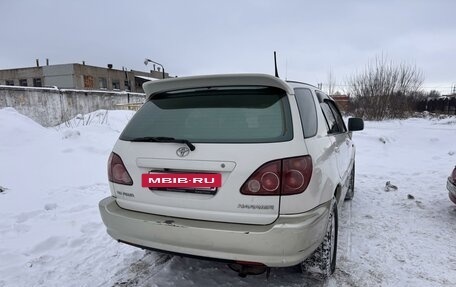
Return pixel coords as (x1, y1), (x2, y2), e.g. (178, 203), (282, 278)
(176, 146), (190, 157)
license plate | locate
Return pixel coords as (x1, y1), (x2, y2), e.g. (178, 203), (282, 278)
(142, 173), (222, 189)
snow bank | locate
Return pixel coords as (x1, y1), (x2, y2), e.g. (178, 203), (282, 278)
(0, 109), (139, 287)
(0, 108), (54, 147)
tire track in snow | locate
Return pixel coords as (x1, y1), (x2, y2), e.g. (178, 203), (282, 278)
(96, 252), (172, 287)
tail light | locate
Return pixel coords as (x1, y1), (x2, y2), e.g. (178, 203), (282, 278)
(241, 156), (312, 196)
(241, 160), (281, 195)
(108, 152), (133, 185)
(282, 157), (313, 195)
(451, 167), (456, 183)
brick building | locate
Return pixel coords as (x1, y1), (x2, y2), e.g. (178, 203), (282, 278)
(331, 93), (350, 111)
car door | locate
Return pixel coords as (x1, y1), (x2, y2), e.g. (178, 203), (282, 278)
(318, 95), (352, 182)
(325, 100), (352, 182)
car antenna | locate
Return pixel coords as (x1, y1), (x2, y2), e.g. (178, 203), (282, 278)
(274, 51), (279, 78)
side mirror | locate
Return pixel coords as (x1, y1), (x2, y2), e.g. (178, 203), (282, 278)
(348, 117), (364, 131)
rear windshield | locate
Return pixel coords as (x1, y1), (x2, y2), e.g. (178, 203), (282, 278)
(120, 86), (293, 143)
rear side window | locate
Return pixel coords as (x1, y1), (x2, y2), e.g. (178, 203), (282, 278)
(327, 101), (346, 133)
(320, 100), (346, 134)
(320, 102), (339, 133)
(120, 86), (293, 143)
(294, 88), (317, 138)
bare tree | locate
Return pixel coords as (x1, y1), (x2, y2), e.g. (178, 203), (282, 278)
(347, 55), (424, 120)
(428, 90), (441, 98)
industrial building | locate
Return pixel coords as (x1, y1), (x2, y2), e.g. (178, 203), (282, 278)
(0, 60), (169, 93)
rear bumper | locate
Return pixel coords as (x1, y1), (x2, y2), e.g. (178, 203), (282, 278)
(99, 197), (331, 267)
(447, 178), (456, 204)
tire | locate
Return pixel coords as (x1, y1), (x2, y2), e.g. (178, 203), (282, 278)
(344, 163), (355, 200)
(302, 199), (338, 278)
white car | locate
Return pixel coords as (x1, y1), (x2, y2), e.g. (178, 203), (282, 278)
(99, 73), (364, 277)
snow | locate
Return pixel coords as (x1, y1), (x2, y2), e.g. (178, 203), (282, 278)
(1, 108), (455, 286)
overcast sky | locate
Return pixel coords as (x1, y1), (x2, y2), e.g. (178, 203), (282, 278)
(1, 0), (455, 93)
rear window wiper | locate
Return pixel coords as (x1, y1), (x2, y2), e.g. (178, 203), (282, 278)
(129, 136), (196, 151)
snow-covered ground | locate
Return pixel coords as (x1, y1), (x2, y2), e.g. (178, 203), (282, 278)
(0, 108), (455, 287)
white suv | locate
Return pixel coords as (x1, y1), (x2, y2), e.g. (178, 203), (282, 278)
(99, 74), (364, 277)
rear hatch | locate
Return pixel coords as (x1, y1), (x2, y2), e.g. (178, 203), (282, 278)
(111, 76), (298, 225)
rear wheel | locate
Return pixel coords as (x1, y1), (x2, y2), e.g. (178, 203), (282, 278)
(302, 199), (338, 278)
(345, 163), (355, 200)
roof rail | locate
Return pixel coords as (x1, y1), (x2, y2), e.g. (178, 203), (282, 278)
(285, 80), (318, 89)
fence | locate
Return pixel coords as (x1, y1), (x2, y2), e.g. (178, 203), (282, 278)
(416, 97), (456, 115)
(0, 86), (145, 126)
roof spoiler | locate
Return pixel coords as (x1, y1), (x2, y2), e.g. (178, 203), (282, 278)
(142, 73), (293, 99)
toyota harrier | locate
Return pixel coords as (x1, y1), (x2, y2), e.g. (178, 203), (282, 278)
(99, 73), (364, 277)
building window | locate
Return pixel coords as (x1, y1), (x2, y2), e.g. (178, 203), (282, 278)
(19, 79), (28, 86)
(33, 78), (42, 87)
(124, 80), (130, 91)
(135, 79), (141, 88)
(5, 80), (14, 86)
(83, 75), (94, 88)
(112, 79), (120, 90)
(98, 77), (107, 89)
